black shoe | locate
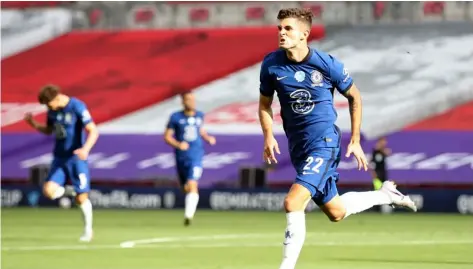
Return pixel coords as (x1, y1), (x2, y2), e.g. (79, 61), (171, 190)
(184, 218), (191, 226)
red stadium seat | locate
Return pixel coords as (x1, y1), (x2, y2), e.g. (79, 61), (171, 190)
(189, 8), (209, 22)
(88, 8), (103, 27)
(303, 4), (323, 18)
(134, 7), (155, 24)
(1, 1), (71, 9)
(423, 1), (445, 16)
(245, 6), (265, 20)
(373, 1), (386, 20)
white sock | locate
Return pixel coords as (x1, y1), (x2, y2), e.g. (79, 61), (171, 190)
(279, 211), (306, 269)
(79, 199), (93, 234)
(51, 187), (65, 199)
(341, 190), (391, 219)
(184, 192), (199, 219)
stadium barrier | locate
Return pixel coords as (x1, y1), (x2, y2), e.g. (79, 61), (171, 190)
(2, 185), (473, 214)
(2, 26), (325, 132)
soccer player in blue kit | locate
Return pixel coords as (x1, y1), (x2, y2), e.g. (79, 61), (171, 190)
(164, 92), (216, 226)
(258, 9), (417, 269)
(24, 85), (99, 242)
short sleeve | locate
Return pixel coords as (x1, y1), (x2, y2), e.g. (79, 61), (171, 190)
(259, 59), (275, 97)
(74, 100), (93, 125)
(199, 112), (205, 125)
(166, 114), (176, 130)
(328, 55), (353, 94)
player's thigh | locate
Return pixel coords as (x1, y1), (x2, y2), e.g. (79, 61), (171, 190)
(317, 178), (346, 222)
(294, 147), (338, 195)
(176, 163), (189, 190)
(185, 163), (203, 192)
(43, 160), (67, 195)
(284, 183), (312, 212)
(68, 159), (91, 194)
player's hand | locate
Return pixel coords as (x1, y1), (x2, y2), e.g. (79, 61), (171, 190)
(24, 113), (34, 124)
(178, 141), (189, 151)
(207, 136), (216, 146)
(74, 147), (89, 160)
(345, 141), (368, 171)
(263, 136), (280, 164)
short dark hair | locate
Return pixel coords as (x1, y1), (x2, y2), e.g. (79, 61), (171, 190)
(38, 84), (60, 104)
(180, 92), (193, 98)
(277, 8), (313, 27)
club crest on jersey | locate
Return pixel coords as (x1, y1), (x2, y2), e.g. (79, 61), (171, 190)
(310, 70), (323, 87)
(196, 117), (202, 126)
(187, 117), (196, 125)
(64, 113), (72, 124)
(294, 71), (305, 82)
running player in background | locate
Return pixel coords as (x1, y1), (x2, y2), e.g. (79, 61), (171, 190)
(24, 85), (98, 242)
(370, 137), (391, 190)
(257, 8), (417, 269)
(164, 92), (216, 226)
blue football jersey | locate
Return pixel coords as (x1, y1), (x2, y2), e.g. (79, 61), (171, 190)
(47, 97), (93, 158)
(259, 48), (353, 162)
(166, 110), (205, 161)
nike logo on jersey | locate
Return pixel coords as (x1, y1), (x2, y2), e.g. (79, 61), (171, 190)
(277, 76), (287, 80)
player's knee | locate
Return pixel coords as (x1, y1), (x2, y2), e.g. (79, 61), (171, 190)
(328, 214), (344, 222)
(186, 181), (198, 193)
(326, 209), (346, 222)
(284, 196), (303, 212)
(75, 193), (88, 205)
(42, 182), (56, 199)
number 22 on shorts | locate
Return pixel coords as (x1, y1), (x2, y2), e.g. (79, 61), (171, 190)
(303, 156), (324, 174)
(78, 173), (88, 190)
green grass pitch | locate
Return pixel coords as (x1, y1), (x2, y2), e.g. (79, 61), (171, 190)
(2, 208), (473, 269)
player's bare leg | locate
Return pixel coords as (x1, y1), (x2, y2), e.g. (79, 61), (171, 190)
(184, 180), (199, 226)
(43, 181), (76, 200)
(320, 181), (417, 222)
(76, 193), (93, 242)
(279, 184), (312, 269)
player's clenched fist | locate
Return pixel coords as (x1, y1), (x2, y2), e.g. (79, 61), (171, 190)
(263, 136), (280, 164)
(178, 141), (189, 151)
(206, 136), (216, 146)
(74, 147), (89, 160)
(24, 112), (33, 124)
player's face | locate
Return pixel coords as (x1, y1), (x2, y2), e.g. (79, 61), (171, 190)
(378, 138), (387, 148)
(182, 94), (195, 111)
(46, 96), (61, 111)
(278, 18), (309, 50)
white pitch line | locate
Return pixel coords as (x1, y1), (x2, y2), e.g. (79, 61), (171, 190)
(119, 231), (473, 248)
(1, 244), (120, 251)
(3, 239), (472, 252)
(119, 233), (277, 247)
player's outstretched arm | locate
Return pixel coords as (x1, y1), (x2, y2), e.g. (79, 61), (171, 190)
(199, 128), (216, 145)
(342, 84), (362, 143)
(82, 122), (99, 153)
(258, 94), (274, 138)
(342, 84), (368, 171)
(23, 113), (53, 135)
(259, 94), (280, 164)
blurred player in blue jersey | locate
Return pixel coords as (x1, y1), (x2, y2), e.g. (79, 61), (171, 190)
(164, 92), (216, 226)
(24, 85), (99, 242)
(258, 8), (417, 269)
